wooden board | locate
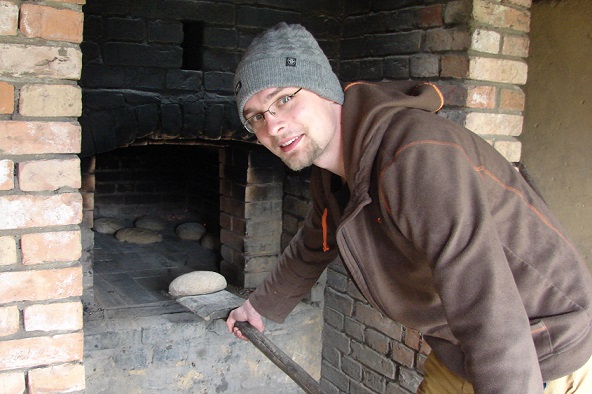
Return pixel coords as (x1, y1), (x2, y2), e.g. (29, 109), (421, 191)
(176, 290), (245, 321)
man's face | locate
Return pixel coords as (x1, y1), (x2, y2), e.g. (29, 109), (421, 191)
(243, 87), (341, 171)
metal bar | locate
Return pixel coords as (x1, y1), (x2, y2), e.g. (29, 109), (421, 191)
(235, 321), (321, 394)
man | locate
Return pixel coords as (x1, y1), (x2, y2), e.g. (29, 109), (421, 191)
(225, 22), (592, 393)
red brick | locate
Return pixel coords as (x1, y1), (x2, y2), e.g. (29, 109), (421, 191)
(28, 363), (86, 393)
(24, 301), (83, 332)
(0, 193), (82, 230)
(441, 55), (469, 78)
(391, 342), (416, 368)
(404, 328), (421, 351)
(19, 158), (81, 191)
(0, 266), (82, 303)
(0, 306), (19, 337)
(0, 121), (81, 155)
(20, 4), (83, 44)
(503, 34), (530, 58)
(0, 372), (25, 393)
(418, 5), (443, 28)
(0, 159), (14, 190)
(467, 85), (497, 109)
(0, 1), (19, 35)
(21, 230), (82, 265)
(355, 303), (403, 340)
(0, 81), (14, 114)
(0, 332), (83, 370)
(420, 339), (432, 356)
(500, 87), (526, 111)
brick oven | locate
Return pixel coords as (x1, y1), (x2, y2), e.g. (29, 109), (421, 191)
(0, 0), (532, 392)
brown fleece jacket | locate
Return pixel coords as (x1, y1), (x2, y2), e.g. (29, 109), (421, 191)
(249, 81), (592, 393)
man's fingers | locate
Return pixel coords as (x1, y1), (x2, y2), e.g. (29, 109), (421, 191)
(232, 326), (248, 341)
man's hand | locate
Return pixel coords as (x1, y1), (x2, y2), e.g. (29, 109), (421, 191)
(226, 299), (265, 341)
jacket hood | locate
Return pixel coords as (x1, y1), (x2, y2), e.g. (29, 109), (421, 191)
(341, 81), (444, 193)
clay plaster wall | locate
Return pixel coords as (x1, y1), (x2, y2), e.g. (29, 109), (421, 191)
(521, 0), (592, 269)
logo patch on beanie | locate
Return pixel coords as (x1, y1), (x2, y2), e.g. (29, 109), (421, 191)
(286, 57), (297, 67)
(234, 81), (242, 96)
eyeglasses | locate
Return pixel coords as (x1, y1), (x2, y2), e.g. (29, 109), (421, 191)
(243, 88), (303, 134)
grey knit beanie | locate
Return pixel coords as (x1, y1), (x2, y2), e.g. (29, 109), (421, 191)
(234, 23), (344, 124)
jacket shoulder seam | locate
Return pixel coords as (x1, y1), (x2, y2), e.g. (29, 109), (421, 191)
(378, 140), (576, 251)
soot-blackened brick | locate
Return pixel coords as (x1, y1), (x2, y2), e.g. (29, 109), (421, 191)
(166, 70), (203, 91)
(339, 61), (360, 81)
(106, 18), (146, 42)
(113, 107), (138, 146)
(204, 71), (234, 94)
(81, 64), (125, 89)
(203, 27), (238, 49)
(82, 15), (103, 40)
(162, 1), (235, 25)
(161, 103), (182, 132)
(83, 90), (125, 109)
(372, 0), (420, 12)
(103, 42), (182, 68)
(124, 67), (166, 90)
(136, 104), (159, 137)
(80, 42), (100, 64)
(369, 31), (422, 56)
(236, 7), (300, 28)
(182, 103), (205, 135)
(384, 57), (410, 79)
(204, 104), (224, 139)
(247, 146), (281, 167)
(201, 50), (242, 72)
(148, 20), (183, 44)
(82, 0), (131, 16)
(123, 91), (161, 105)
(359, 59), (384, 80)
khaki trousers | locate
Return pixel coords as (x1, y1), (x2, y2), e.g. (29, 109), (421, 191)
(416, 352), (592, 394)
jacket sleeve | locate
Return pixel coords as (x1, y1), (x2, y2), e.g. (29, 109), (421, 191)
(379, 140), (544, 393)
(249, 174), (339, 323)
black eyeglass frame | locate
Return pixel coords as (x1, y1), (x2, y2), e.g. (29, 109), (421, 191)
(242, 87), (303, 134)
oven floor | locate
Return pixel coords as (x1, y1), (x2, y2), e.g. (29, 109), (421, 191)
(92, 230), (219, 309)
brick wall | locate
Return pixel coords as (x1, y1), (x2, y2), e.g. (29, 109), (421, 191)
(339, 0), (528, 163)
(219, 144), (285, 288)
(92, 144), (219, 225)
(79, 0), (340, 156)
(0, 0), (86, 392)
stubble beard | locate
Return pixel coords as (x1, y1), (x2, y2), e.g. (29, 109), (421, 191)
(281, 135), (326, 171)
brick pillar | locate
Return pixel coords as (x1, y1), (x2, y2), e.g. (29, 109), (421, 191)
(80, 157), (96, 310)
(219, 144), (285, 288)
(0, 1), (86, 392)
(463, 0), (531, 162)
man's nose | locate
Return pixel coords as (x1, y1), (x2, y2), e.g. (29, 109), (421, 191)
(263, 112), (283, 136)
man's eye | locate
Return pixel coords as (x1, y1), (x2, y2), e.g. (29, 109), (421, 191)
(277, 95), (292, 106)
(250, 114), (264, 122)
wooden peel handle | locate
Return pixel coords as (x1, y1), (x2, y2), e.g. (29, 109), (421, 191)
(235, 321), (321, 394)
